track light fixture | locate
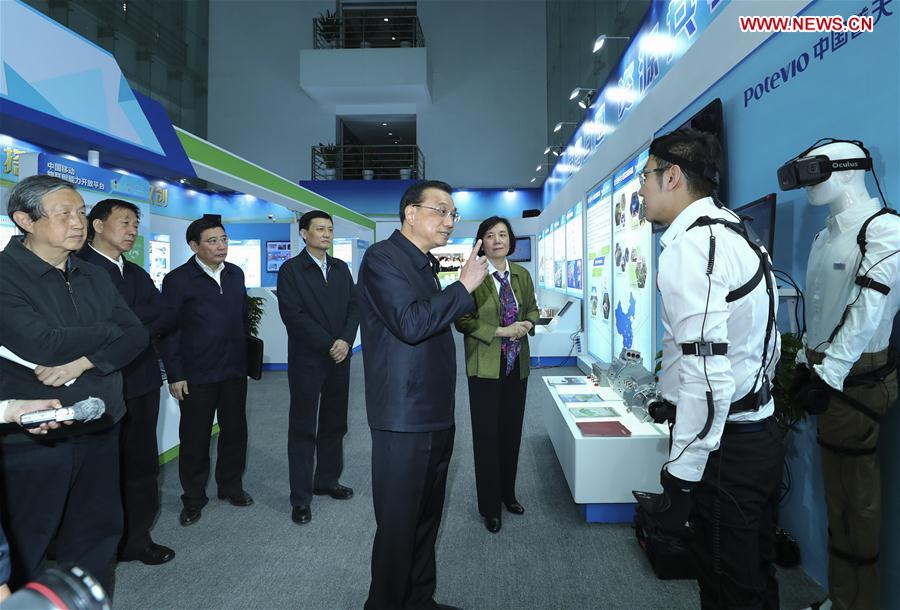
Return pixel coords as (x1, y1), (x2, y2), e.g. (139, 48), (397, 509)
(543, 145), (563, 157)
(553, 121), (577, 133)
(592, 34), (631, 53)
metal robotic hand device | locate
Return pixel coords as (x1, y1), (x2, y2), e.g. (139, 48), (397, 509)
(592, 349), (674, 423)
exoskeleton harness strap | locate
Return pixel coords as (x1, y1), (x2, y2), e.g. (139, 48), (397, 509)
(683, 216), (778, 420)
(827, 207), (899, 344)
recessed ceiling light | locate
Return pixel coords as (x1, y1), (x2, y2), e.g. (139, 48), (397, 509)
(382, 122), (388, 126)
(383, 17), (389, 22)
(388, 132), (393, 135)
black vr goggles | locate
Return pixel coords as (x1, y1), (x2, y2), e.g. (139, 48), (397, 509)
(778, 138), (873, 191)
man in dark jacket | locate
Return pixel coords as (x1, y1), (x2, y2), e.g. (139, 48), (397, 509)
(79, 199), (175, 565)
(358, 181), (487, 610)
(159, 215), (252, 527)
(0, 175), (147, 594)
(278, 210), (359, 525)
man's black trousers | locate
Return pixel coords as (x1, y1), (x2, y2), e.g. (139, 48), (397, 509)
(287, 357), (350, 508)
(178, 376), (248, 509)
(119, 389), (161, 557)
(365, 427), (454, 610)
(0, 424), (122, 595)
(691, 419), (786, 610)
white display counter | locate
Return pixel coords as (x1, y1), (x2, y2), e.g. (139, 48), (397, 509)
(542, 375), (669, 522)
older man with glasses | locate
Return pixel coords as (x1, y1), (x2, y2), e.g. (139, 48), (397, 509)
(358, 180), (487, 610)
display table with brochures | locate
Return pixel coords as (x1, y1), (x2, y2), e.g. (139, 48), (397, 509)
(542, 376), (669, 523)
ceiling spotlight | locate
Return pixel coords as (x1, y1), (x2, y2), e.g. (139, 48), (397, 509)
(383, 17), (389, 22)
(569, 87), (595, 101)
(553, 121), (577, 133)
(577, 90), (597, 110)
(179, 178), (187, 184)
(382, 122), (388, 126)
(593, 34), (631, 53)
(530, 177), (537, 183)
(544, 145), (563, 157)
(388, 132), (393, 135)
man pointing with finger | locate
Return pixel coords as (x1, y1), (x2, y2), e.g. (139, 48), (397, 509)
(358, 181), (487, 610)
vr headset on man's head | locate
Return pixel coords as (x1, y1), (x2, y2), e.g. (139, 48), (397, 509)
(777, 138), (873, 191)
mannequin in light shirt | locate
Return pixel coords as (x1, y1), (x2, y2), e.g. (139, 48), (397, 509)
(791, 140), (900, 610)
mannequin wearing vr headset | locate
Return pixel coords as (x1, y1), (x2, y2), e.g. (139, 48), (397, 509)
(782, 139), (900, 610)
(641, 128), (784, 609)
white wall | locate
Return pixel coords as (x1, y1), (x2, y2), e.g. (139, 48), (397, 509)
(207, 0), (547, 189)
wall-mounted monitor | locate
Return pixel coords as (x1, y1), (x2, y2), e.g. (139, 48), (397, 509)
(508, 236), (532, 262)
(733, 193), (777, 257)
(678, 97), (727, 202)
(266, 240), (291, 272)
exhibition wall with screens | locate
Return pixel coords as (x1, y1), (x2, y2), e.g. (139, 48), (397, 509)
(611, 149), (653, 371)
(565, 203), (583, 296)
(586, 179), (613, 363)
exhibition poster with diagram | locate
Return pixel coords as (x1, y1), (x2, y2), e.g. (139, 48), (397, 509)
(586, 179), (613, 362)
(552, 217), (566, 292)
(612, 149), (653, 371)
(565, 202), (583, 297)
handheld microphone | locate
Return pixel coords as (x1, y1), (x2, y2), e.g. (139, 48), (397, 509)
(19, 397), (106, 429)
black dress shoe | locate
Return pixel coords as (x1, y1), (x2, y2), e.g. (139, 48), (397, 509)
(292, 506), (312, 524)
(484, 517), (501, 533)
(217, 490), (254, 506)
(313, 483), (354, 500)
(505, 501), (525, 515)
(122, 543), (175, 565)
(180, 507), (202, 526)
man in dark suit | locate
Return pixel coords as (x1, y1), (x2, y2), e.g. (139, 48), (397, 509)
(79, 199), (175, 565)
(358, 181), (487, 610)
(277, 210), (359, 525)
(159, 215), (253, 527)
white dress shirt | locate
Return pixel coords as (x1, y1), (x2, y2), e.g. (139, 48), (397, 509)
(487, 258), (518, 309)
(196, 256), (224, 287)
(657, 197), (779, 482)
(797, 199), (900, 390)
(306, 248), (329, 280)
(89, 244), (124, 276)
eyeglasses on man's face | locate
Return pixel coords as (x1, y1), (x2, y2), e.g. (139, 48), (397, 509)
(203, 235), (229, 246)
(638, 167), (667, 186)
(412, 204), (461, 223)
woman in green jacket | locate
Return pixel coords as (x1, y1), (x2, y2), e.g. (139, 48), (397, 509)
(455, 216), (540, 533)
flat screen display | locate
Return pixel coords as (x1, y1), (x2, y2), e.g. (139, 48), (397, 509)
(733, 193), (777, 257)
(678, 97), (727, 202)
(508, 236), (532, 262)
(266, 241), (291, 272)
